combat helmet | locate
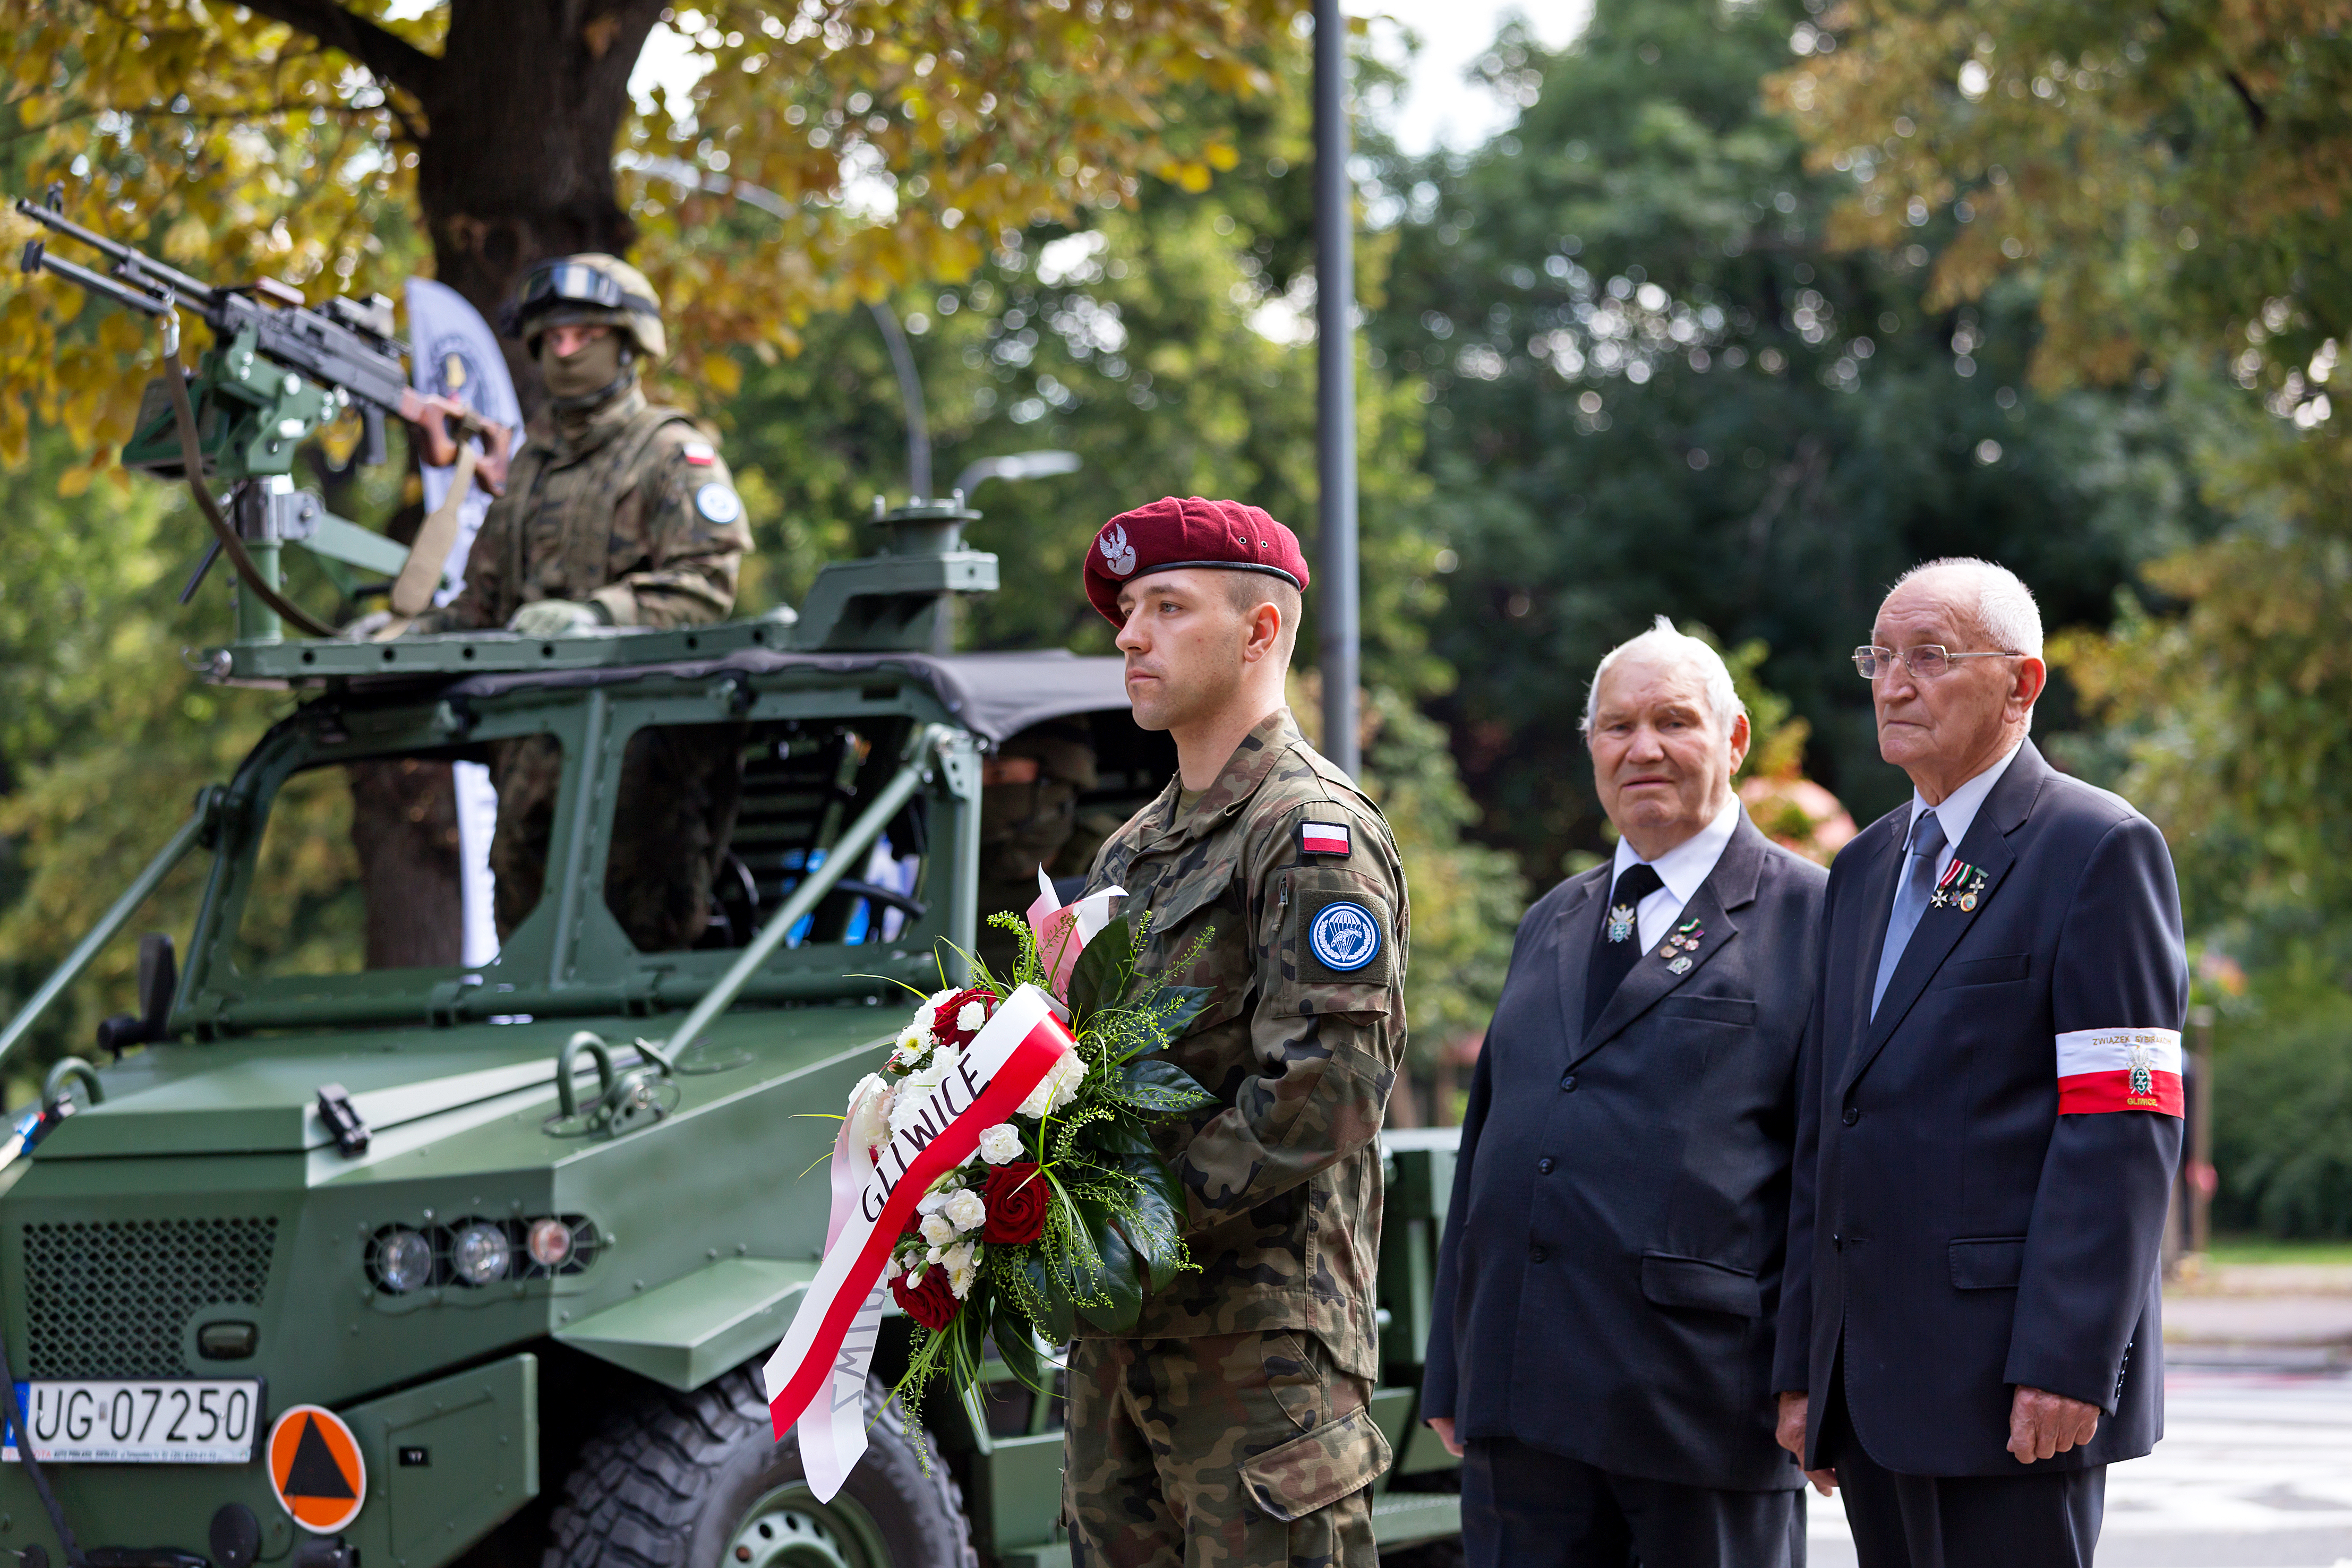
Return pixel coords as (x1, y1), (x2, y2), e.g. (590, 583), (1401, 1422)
(500, 253), (666, 361)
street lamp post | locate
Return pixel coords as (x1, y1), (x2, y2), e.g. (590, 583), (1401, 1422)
(1314, 0), (1361, 778)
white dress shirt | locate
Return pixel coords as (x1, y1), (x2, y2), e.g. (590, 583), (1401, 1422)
(1898, 737), (2025, 902)
(1609, 793), (1742, 952)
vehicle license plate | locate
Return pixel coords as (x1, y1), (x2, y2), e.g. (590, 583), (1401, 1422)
(3, 1380), (262, 1463)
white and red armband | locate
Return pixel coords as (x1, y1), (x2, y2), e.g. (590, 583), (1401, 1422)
(2055, 1027), (2184, 1116)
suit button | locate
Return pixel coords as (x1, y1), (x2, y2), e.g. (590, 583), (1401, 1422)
(1842, 1106), (1861, 1126)
(1529, 1245), (1547, 1264)
(1537, 1158), (1556, 1175)
(1560, 1074), (1578, 1092)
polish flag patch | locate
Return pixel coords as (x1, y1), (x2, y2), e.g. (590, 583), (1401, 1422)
(681, 440), (717, 467)
(1299, 820), (1352, 857)
(2056, 1027), (2184, 1117)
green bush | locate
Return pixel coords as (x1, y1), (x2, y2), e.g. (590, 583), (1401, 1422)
(2211, 990), (2352, 1239)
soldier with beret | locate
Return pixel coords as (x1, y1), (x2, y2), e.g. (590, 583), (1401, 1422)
(1064, 496), (1408, 1567)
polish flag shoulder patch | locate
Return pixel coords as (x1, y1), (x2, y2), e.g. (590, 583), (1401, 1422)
(1298, 820), (1353, 858)
(681, 440), (718, 467)
(2055, 1027), (2185, 1117)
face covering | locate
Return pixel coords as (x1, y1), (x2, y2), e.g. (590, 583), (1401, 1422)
(539, 330), (630, 406)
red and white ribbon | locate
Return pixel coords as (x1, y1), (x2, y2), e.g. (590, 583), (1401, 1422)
(2055, 1026), (2184, 1116)
(763, 983), (1076, 1498)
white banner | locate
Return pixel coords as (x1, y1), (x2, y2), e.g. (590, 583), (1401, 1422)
(403, 277), (520, 607)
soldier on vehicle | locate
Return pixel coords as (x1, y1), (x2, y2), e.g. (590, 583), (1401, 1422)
(1066, 496), (1407, 1567)
(973, 719), (1098, 976)
(414, 254), (754, 950)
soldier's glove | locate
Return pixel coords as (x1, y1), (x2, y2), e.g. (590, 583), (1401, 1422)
(508, 599), (610, 638)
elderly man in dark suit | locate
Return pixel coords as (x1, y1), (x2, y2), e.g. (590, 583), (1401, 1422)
(1423, 615), (1828, 1568)
(1774, 559), (2187, 1567)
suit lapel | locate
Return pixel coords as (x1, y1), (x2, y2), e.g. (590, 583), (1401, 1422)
(1571, 817), (1768, 1066)
(1839, 744), (2050, 1096)
(1549, 872), (1605, 1051)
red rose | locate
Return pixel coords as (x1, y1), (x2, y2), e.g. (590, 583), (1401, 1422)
(891, 1264), (961, 1331)
(982, 1162), (1050, 1245)
(930, 986), (999, 1050)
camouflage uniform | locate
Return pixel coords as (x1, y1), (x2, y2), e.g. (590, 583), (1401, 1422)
(426, 385), (752, 950)
(1066, 707), (1408, 1568)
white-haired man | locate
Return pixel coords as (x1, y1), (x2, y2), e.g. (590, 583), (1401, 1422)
(1424, 616), (1828, 1567)
(1774, 560), (2187, 1567)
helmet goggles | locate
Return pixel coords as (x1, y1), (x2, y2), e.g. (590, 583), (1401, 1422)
(500, 259), (660, 338)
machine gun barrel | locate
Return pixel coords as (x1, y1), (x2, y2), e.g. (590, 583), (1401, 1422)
(13, 193), (226, 317)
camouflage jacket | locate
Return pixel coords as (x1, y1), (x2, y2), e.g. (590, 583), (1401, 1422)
(439, 387), (750, 630)
(1078, 707), (1409, 1376)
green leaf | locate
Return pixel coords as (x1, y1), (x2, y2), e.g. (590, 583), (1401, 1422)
(1114, 1150), (1190, 1293)
(1067, 1192), (1146, 1333)
(1014, 1250), (1077, 1342)
(1148, 984), (1216, 1044)
(1113, 1056), (1220, 1116)
(989, 1301), (1047, 1390)
(1066, 914), (1134, 1026)
(1076, 1117), (1158, 1157)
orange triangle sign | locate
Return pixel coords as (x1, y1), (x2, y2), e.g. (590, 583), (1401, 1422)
(267, 1405), (366, 1532)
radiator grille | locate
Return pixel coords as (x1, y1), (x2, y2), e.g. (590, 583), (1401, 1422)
(21, 1218), (277, 1377)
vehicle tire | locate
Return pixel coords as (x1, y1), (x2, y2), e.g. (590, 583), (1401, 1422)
(543, 1367), (977, 1568)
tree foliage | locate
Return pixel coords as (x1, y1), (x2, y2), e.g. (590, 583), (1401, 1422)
(0, 0), (1290, 466)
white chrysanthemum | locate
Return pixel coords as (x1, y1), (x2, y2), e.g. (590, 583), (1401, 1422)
(956, 1000), (989, 1034)
(1017, 1050), (1089, 1118)
(846, 1076), (893, 1151)
(944, 1189), (988, 1232)
(903, 1044), (959, 1094)
(942, 1241), (979, 1299)
(978, 1124), (1024, 1165)
(920, 1213), (956, 1248)
(890, 1021), (933, 1068)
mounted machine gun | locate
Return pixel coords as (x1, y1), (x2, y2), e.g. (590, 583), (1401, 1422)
(13, 184), (513, 638)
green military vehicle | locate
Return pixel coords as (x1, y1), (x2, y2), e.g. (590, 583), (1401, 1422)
(0, 198), (1464, 1568)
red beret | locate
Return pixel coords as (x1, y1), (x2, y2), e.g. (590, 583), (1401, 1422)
(1084, 496), (1310, 627)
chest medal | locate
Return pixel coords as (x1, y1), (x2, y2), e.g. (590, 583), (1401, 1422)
(1658, 918), (1703, 974)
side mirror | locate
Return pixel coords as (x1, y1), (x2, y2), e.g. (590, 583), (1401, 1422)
(95, 933), (178, 1057)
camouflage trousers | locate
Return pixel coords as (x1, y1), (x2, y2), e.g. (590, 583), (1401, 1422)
(1064, 1331), (1389, 1568)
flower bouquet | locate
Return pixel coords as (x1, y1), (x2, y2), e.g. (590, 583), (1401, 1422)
(762, 876), (1219, 1498)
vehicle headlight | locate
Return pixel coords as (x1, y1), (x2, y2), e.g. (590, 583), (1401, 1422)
(526, 1216), (574, 1269)
(450, 1222), (512, 1287)
(373, 1228), (434, 1294)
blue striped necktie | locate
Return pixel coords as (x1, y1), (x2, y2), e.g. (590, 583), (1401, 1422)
(1870, 809), (1946, 1018)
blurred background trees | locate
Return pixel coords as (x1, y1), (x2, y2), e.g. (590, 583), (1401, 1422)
(2, 0), (2348, 1226)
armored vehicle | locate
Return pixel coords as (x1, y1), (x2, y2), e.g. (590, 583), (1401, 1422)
(0, 503), (1466, 1567)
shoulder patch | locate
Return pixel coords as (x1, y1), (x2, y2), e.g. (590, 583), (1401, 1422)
(695, 482), (742, 524)
(681, 439), (717, 467)
(1298, 820), (1352, 858)
(1307, 898), (1383, 974)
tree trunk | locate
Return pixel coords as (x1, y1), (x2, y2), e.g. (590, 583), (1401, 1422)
(416, 0), (668, 416)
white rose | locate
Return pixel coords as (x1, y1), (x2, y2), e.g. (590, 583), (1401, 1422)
(846, 1075), (894, 1151)
(920, 1213), (957, 1248)
(943, 1241), (980, 1298)
(944, 1189), (988, 1232)
(956, 999), (989, 1034)
(978, 1123), (1024, 1164)
(1017, 1050), (1089, 1118)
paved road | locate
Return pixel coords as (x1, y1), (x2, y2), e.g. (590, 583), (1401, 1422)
(1805, 1369), (2352, 1566)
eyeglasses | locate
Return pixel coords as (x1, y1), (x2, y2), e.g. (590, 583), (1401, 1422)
(1852, 645), (2023, 681)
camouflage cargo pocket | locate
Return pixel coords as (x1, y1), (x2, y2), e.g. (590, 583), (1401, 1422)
(1236, 1403), (1391, 1522)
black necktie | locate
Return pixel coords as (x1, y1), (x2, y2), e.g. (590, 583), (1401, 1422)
(1584, 862), (1665, 1034)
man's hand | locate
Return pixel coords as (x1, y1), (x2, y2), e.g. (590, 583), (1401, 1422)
(2008, 1385), (2100, 1464)
(1425, 1415), (1465, 1459)
(1775, 1392), (1837, 1496)
(508, 598), (607, 638)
